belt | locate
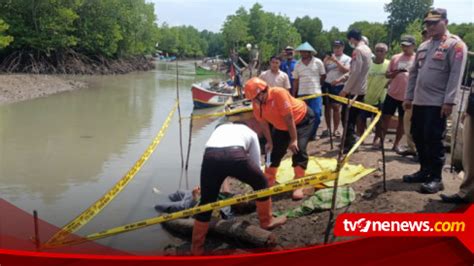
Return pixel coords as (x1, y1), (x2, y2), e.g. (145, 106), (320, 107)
(205, 146), (245, 152)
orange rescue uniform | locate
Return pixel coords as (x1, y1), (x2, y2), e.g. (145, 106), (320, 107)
(252, 87), (307, 130)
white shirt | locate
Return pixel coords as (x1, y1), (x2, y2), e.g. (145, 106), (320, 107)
(205, 124), (261, 165)
(292, 57), (326, 95)
(259, 70), (291, 89)
(325, 54), (351, 85)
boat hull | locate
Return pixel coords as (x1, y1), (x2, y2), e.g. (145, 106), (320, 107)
(195, 65), (219, 75)
(192, 85), (233, 109)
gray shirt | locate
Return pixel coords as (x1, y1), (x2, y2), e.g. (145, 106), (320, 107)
(342, 42), (372, 95)
(406, 32), (468, 106)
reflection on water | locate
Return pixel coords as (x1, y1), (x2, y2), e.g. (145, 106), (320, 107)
(0, 61), (228, 253)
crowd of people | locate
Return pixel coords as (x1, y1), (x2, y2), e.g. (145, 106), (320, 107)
(188, 7), (472, 255)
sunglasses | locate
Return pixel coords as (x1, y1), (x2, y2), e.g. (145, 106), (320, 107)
(424, 20), (440, 26)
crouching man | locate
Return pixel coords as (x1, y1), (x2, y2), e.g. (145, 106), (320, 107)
(192, 122), (287, 255)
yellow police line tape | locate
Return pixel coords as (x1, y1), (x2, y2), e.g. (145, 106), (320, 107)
(43, 101), (179, 247)
(189, 93), (380, 120)
(43, 94), (382, 249)
(330, 95), (382, 161)
(43, 92), (381, 249)
(43, 170), (337, 249)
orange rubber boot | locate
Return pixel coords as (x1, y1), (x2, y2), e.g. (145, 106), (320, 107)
(191, 220), (209, 255)
(256, 199), (287, 229)
(264, 167), (278, 187)
(292, 166), (306, 200)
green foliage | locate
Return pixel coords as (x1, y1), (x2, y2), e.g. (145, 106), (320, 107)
(248, 3), (268, 44)
(269, 15), (301, 54)
(74, 0), (123, 57)
(0, 18), (13, 49)
(385, 19), (424, 56)
(0, 0), (470, 63)
(114, 0), (159, 56)
(348, 21), (388, 50)
(294, 16), (323, 45)
(200, 30), (225, 57)
(325, 27), (346, 45)
(0, 0), (159, 58)
(0, 0), (80, 53)
(448, 23), (474, 51)
(157, 24), (211, 58)
(384, 0), (433, 42)
(221, 3), (301, 63)
(404, 19), (423, 44)
(222, 6), (251, 54)
(313, 34), (330, 56)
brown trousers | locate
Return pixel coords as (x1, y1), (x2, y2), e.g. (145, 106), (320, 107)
(403, 108), (416, 152)
(459, 114), (474, 202)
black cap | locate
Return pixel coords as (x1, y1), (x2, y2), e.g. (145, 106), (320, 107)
(332, 40), (344, 47)
(424, 8), (447, 22)
(400, 35), (416, 46)
(347, 29), (362, 41)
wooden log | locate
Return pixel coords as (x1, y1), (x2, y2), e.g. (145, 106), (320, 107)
(162, 218), (276, 248)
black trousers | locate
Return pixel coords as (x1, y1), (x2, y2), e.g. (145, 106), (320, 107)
(270, 108), (315, 169)
(411, 105), (446, 181)
(341, 95), (365, 147)
(195, 146), (268, 222)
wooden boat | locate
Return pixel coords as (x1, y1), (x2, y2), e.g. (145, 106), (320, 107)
(195, 63), (220, 75)
(191, 83), (234, 109)
(159, 55), (176, 62)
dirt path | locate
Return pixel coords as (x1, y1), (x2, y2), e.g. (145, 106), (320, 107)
(0, 74), (86, 105)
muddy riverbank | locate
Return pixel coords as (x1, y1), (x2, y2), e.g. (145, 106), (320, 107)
(0, 74), (87, 105)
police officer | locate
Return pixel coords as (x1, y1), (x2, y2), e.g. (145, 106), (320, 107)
(403, 8), (468, 194)
(338, 29), (372, 153)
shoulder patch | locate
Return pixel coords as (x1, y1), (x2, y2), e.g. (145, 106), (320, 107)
(454, 42), (465, 61)
(455, 42), (465, 50)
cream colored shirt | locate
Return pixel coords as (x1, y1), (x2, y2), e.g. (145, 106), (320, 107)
(259, 70), (291, 90)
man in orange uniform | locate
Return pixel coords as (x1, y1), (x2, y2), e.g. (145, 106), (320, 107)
(244, 77), (315, 200)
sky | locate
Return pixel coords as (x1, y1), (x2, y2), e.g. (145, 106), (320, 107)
(150, 0), (473, 33)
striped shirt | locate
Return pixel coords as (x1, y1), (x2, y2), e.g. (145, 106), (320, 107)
(292, 57), (326, 95)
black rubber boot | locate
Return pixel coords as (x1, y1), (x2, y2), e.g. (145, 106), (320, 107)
(403, 169), (429, 183)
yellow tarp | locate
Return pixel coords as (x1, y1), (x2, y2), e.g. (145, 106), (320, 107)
(275, 156), (375, 187)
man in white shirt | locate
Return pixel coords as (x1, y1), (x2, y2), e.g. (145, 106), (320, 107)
(191, 122), (287, 255)
(322, 40), (351, 137)
(293, 42), (326, 140)
(259, 56), (291, 90)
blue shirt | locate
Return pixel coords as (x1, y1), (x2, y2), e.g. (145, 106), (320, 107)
(280, 59), (297, 90)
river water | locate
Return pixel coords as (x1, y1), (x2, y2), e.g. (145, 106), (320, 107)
(0, 61), (228, 253)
